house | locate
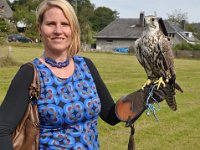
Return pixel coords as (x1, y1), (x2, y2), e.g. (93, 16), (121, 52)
(0, 0), (13, 19)
(94, 12), (199, 52)
(164, 20), (199, 45)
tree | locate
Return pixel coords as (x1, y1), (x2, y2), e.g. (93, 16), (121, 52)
(167, 9), (188, 24)
(92, 7), (119, 32)
(188, 23), (200, 39)
(0, 18), (10, 32)
(9, 0), (43, 39)
(68, 0), (95, 45)
(8, 0), (119, 45)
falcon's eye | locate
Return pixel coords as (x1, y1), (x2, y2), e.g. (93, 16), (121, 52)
(151, 18), (155, 21)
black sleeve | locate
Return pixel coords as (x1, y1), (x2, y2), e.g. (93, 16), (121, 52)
(0, 64), (34, 150)
(84, 57), (120, 125)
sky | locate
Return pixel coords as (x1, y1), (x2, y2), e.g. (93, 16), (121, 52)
(90, 0), (200, 23)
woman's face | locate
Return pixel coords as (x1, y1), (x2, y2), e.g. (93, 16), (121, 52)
(39, 7), (72, 53)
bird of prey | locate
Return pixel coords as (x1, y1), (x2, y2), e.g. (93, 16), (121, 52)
(135, 15), (183, 111)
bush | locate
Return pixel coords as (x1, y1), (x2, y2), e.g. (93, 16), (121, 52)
(0, 56), (20, 67)
(190, 43), (200, 50)
(0, 19), (10, 33)
(173, 42), (200, 51)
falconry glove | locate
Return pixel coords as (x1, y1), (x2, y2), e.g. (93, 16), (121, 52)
(115, 83), (176, 150)
(115, 83), (175, 126)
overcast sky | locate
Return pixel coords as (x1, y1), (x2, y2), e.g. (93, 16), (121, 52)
(90, 0), (200, 23)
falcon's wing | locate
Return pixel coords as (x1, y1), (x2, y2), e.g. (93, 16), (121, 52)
(158, 34), (175, 76)
(135, 37), (154, 79)
(134, 38), (144, 66)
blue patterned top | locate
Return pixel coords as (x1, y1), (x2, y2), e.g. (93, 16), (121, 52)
(33, 55), (101, 150)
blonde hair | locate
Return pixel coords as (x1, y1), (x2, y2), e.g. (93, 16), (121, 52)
(36, 0), (80, 56)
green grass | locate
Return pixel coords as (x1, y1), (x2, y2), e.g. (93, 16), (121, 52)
(0, 45), (200, 150)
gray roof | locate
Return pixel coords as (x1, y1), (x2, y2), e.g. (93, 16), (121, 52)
(95, 17), (199, 43)
(164, 21), (198, 42)
(163, 21), (176, 33)
(94, 18), (143, 39)
(0, 0), (13, 19)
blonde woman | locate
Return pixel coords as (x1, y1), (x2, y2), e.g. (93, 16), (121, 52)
(0, 0), (172, 149)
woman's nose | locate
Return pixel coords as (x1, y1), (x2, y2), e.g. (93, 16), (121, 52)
(54, 25), (62, 34)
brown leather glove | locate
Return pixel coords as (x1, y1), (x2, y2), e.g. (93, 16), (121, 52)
(115, 83), (176, 126)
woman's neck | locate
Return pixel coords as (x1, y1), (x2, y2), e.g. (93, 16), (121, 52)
(44, 50), (69, 62)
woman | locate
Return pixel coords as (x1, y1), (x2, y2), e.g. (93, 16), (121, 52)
(0, 0), (170, 149)
(0, 0), (120, 149)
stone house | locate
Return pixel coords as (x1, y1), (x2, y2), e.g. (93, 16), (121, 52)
(164, 20), (198, 45)
(0, 0), (13, 19)
(94, 12), (198, 52)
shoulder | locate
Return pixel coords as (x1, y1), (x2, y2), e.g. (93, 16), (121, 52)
(73, 55), (94, 66)
(82, 57), (96, 69)
(10, 63), (34, 86)
(16, 63), (35, 81)
(20, 63), (34, 74)
(83, 56), (92, 63)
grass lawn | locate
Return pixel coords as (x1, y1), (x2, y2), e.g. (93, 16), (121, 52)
(0, 45), (200, 150)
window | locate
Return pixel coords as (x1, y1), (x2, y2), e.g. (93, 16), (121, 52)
(106, 39), (113, 43)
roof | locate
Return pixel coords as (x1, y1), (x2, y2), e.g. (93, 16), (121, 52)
(94, 18), (143, 39)
(163, 21), (176, 33)
(95, 17), (168, 39)
(95, 17), (199, 43)
(164, 21), (198, 42)
(0, 0), (13, 19)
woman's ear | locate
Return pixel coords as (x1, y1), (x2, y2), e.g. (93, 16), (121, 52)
(37, 24), (41, 35)
(38, 24), (43, 36)
(37, 24), (42, 41)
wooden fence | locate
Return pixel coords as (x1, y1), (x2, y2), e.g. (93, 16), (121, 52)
(173, 50), (200, 59)
(129, 48), (200, 59)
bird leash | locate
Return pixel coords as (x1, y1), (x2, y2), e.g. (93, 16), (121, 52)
(145, 84), (160, 121)
(126, 84), (160, 150)
(127, 123), (136, 150)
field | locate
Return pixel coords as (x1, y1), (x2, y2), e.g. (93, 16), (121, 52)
(0, 45), (200, 150)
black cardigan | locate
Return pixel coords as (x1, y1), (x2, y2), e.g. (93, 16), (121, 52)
(0, 57), (120, 149)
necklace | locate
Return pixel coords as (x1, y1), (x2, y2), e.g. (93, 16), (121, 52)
(44, 53), (70, 68)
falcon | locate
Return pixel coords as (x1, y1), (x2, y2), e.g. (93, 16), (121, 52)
(135, 15), (183, 111)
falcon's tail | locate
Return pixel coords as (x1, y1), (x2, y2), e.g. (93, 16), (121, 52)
(165, 75), (182, 111)
(168, 74), (183, 93)
(175, 82), (183, 93)
(166, 86), (177, 111)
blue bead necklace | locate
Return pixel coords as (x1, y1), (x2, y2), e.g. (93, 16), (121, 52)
(44, 53), (70, 68)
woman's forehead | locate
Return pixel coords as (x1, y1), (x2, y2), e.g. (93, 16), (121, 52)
(43, 7), (69, 21)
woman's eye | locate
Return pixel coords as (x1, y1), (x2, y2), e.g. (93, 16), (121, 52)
(62, 23), (69, 26)
(47, 22), (55, 26)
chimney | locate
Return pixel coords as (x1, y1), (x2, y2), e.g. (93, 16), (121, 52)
(181, 20), (186, 30)
(139, 12), (145, 27)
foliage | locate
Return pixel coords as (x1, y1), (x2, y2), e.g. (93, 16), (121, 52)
(167, 9), (188, 24)
(0, 19), (10, 32)
(0, 56), (19, 67)
(8, 0), (43, 40)
(76, 0), (95, 44)
(173, 42), (200, 51)
(91, 7), (119, 32)
(188, 23), (200, 39)
(0, 18), (14, 43)
(7, 0), (119, 44)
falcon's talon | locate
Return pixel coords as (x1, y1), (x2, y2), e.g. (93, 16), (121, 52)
(154, 77), (166, 89)
(141, 79), (152, 90)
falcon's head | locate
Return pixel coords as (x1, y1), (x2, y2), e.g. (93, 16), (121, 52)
(144, 15), (159, 31)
